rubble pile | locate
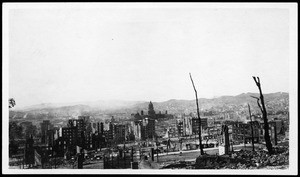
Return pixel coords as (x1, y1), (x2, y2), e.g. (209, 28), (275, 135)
(9, 161), (22, 166)
(161, 161), (194, 169)
(159, 146), (289, 169)
(194, 154), (246, 169)
(195, 147), (289, 169)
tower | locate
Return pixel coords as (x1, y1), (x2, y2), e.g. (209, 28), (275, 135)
(148, 101), (156, 118)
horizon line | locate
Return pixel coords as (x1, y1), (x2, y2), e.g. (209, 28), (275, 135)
(11, 91), (289, 110)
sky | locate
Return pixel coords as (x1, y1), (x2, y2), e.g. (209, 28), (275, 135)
(6, 3), (293, 108)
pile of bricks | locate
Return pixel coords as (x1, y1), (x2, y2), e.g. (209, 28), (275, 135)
(194, 146), (289, 169)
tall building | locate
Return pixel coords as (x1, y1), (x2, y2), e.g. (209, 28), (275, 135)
(191, 117), (208, 135)
(40, 120), (52, 144)
(148, 101), (156, 118)
(25, 135), (34, 166)
(177, 119), (184, 137)
(183, 116), (193, 136)
(142, 117), (155, 140)
(132, 117), (156, 141)
(115, 124), (126, 143)
(86, 123), (93, 135)
(232, 121), (260, 144)
(132, 121), (142, 141)
(62, 127), (77, 148)
(85, 133), (93, 149)
(68, 118), (86, 141)
(100, 122), (104, 135)
(46, 129), (55, 147)
(53, 136), (66, 157)
(108, 122), (115, 141)
(62, 116), (90, 151)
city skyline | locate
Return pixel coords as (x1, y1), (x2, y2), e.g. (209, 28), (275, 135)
(10, 91), (289, 110)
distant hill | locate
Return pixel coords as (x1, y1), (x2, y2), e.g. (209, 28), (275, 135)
(125, 92), (289, 115)
(9, 92), (288, 120)
(16, 100), (144, 112)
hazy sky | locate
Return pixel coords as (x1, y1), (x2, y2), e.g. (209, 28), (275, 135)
(7, 4), (292, 108)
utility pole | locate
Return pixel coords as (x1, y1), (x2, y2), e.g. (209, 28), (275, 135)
(117, 154), (119, 168)
(111, 154), (114, 169)
(103, 155), (106, 169)
(156, 147), (159, 162)
(151, 148), (154, 161)
(243, 126), (246, 151)
(274, 123), (278, 146)
(23, 148), (25, 169)
(124, 149), (126, 167)
(54, 152), (56, 169)
(248, 103), (255, 151)
(123, 136), (126, 168)
(131, 146), (134, 162)
(167, 139), (169, 155)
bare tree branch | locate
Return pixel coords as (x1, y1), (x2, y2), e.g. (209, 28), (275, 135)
(252, 76), (258, 85)
(252, 76), (261, 87)
(189, 73), (204, 155)
(189, 73), (197, 94)
(250, 96), (263, 113)
(252, 76), (273, 154)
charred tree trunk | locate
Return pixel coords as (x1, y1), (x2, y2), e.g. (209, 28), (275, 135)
(189, 73), (204, 155)
(252, 76), (273, 154)
(247, 103), (255, 152)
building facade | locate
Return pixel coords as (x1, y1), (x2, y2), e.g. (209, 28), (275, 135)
(231, 121), (260, 144)
(191, 117), (208, 135)
(40, 120), (53, 144)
